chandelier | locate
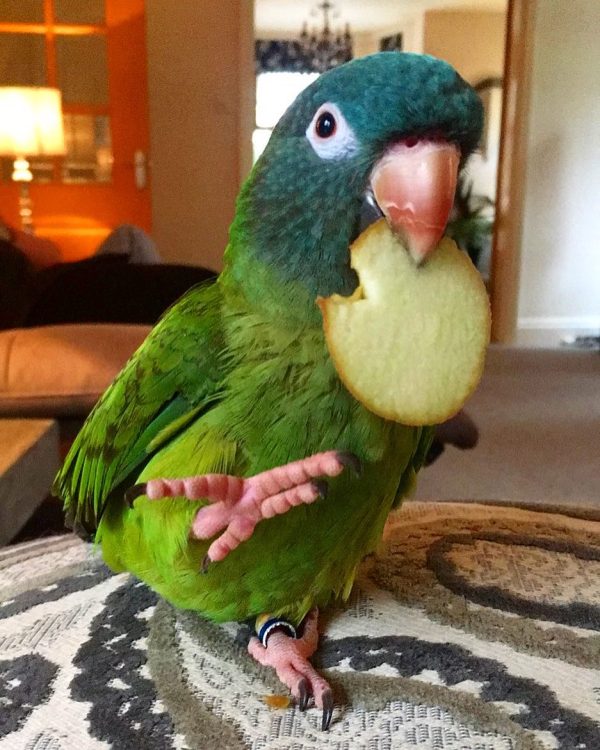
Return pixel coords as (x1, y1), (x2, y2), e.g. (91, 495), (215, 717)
(299, 1), (353, 74)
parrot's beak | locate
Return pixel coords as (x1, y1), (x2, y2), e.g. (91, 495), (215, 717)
(369, 138), (460, 265)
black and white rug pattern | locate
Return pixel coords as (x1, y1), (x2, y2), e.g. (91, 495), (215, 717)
(1, 502), (599, 749)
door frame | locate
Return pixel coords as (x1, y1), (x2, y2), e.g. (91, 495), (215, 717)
(490, 0), (537, 343)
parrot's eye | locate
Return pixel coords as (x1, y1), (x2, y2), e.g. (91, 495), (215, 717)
(306, 102), (358, 161)
(315, 111), (336, 138)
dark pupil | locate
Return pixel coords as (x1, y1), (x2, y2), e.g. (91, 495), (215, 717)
(316, 112), (336, 138)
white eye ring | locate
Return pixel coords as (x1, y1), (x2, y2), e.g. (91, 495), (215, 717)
(306, 102), (359, 160)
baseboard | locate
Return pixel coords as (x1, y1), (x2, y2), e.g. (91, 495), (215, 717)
(517, 316), (600, 347)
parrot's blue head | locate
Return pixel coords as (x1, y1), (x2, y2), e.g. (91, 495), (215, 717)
(227, 52), (483, 317)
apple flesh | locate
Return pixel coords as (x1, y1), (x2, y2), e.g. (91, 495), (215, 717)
(318, 219), (490, 426)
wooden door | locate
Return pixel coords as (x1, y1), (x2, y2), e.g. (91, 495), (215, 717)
(0, 0), (151, 260)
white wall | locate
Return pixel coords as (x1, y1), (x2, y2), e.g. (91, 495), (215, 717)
(352, 14), (424, 57)
(517, 0), (600, 346)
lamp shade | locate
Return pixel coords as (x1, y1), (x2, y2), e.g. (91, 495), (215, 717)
(0, 87), (66, 157)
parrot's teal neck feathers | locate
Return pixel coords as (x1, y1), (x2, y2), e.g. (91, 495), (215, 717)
(222, 132), (365, 323)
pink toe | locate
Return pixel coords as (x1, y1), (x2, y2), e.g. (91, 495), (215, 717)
(311, 679), (333, 709)
(323, 454), (345, 476)
(229, 514), (256, 541)
(191, 504), (230, 539)
(207, 535), (232, 562)
(248, 637), (268, 663)
(145, 479), (165, 500)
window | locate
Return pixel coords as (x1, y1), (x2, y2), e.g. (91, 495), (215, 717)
(253, 71), (319, 162)
(0, 0), (112, 183)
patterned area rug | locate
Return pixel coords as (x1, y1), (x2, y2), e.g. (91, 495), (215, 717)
(1, 501), (599, 749)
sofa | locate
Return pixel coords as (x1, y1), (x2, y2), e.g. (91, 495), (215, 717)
(0, 235), (216, 454)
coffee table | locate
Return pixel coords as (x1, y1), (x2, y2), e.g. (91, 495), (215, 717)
(0, 419), (59, 546)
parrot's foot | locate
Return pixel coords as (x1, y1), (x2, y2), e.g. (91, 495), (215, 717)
(249, 609), (333, 731)
(126, 450), (360, 568)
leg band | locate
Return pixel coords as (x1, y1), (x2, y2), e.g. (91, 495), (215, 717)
(255, 614), (297, 647)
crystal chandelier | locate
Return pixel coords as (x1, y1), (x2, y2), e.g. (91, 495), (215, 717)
(299, 1), (353, 74)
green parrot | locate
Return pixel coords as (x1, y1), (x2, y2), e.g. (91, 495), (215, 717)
(54, 52), (482, 730)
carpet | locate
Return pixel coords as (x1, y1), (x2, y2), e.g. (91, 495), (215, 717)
(1, 501), (599, 749)
(415, 347), (600, 507)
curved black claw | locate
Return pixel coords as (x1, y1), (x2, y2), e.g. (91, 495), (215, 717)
(312, 479), (329, 500)
(336, 451), (362, 477)
(321, 689), (334, 731)
(297, 678), (310, 712)
(200, 554), (212, 574)
(124, 483), (147, 507)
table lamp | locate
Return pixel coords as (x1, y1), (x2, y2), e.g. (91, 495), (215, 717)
(0, 87), (66, 233)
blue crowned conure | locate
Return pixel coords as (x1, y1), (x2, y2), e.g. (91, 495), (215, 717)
(54, 52), (483, 730)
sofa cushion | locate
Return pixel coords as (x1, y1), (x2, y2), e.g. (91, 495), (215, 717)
(0, 240), (35, 330)
(0, 324), (151, 417)
(24, 260), (215, 327)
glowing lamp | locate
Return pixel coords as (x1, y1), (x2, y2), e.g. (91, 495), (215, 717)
(0, 87), (66, 231)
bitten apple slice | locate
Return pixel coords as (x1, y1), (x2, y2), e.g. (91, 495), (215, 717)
(318, 219), (490, 426)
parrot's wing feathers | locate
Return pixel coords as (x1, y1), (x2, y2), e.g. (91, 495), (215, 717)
(391, 425), (435, 507)
(54, 282), (225, 534)
(410, 425), (436, 471)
